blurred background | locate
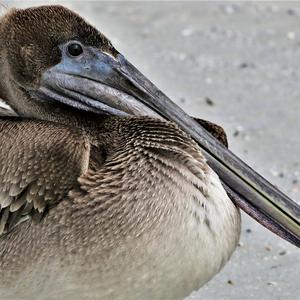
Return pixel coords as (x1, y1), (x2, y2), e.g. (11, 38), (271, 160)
(2, 1), (300, 300)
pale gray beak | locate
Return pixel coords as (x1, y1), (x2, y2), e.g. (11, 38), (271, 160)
(34, 41), (300, 247)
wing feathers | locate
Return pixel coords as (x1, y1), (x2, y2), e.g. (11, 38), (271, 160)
(0, 118), (91, 234)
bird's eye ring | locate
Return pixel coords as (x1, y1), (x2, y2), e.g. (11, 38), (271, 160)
(67, 42), (83, 57)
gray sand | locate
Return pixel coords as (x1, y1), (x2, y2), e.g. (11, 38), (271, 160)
(2, 2), (300, 300)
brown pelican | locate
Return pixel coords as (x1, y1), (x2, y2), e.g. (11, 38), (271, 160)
(0, 5), (299, 300)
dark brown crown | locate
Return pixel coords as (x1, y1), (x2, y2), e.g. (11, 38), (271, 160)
(0, 5), (116, 87)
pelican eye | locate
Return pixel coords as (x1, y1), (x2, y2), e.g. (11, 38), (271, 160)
(67, 42), (83, 57)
